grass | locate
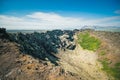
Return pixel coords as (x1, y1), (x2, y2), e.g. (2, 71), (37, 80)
(78, 32), (101, 51)
(100, 59), (120, 80)
(78, 32), (120, 79)
(100, 51), (106, 56)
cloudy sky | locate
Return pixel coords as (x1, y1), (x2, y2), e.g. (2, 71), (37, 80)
(0, 0), (120, 30)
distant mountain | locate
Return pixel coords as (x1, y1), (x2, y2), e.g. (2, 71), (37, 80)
(81, 26), (120, 32)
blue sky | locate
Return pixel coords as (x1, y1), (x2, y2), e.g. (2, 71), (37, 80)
(0, 0), (120, 29)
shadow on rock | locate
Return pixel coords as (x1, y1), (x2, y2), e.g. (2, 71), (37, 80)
(9, 29), (76, 65)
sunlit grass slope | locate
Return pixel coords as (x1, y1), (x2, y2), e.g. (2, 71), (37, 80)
(78, 32), (101, 51)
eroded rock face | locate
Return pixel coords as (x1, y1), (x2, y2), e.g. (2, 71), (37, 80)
(0, 41), (80, 80)
(0, 36), (81, 80)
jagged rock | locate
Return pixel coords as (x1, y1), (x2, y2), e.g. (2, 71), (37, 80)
(67, 44), (76, 50)
(8, 29), (76, 65)
(0, 28), (9, 39)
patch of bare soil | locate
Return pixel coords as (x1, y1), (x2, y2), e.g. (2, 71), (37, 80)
(0, 39), (20, 79)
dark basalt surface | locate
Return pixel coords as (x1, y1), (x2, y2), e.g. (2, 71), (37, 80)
(8, 29), (76, 65)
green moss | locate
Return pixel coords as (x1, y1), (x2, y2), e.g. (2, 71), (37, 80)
(100, 59), (120, 80)
(78, 32), (101, 51)
(100, 51), (106, 55)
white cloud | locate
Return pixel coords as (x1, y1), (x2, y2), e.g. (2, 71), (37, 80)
(114, 10), (120, 14)
(0, 12), (120, 30)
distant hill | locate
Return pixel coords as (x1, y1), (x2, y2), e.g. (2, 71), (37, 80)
(81, 26), (120, 32)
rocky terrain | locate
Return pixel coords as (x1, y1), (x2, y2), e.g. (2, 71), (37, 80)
(0, 28), (120, 80)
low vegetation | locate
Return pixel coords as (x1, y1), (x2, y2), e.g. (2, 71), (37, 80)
(78, 31), (120, 80)
(100, 59), (120, 80)
(100, 51), (106, 56)
(78, 32), (101, 51)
